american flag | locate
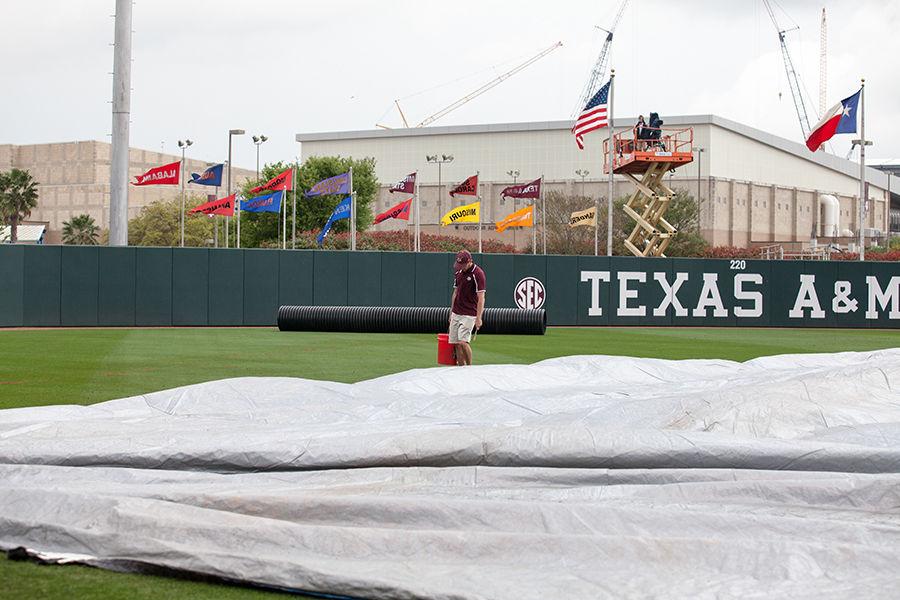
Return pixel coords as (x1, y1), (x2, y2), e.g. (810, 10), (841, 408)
(572, 80), (611, 150)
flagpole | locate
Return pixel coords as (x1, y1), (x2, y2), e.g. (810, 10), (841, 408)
(415, 171), (420, 252)
(541, 175), (546, 254)
(607, 69), (616, 257)
(214, 186), (219, 248)
(292, 162), (297, 250)
(477, 170), (482, 254)
(180, 152), (186, 248)
(282, 190), (287, 249)
(858, 78), (866, 262)
(349, 167), (356, 251)
(237, 194), (242, 249)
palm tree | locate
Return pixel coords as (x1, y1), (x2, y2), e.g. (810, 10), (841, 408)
(62, 214), (100, 245)
(0, 169), (39, 244)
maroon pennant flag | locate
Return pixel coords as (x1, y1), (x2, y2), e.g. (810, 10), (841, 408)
(389, 172), (416, 194)
(500, 177), (542, 199)
(374, 198), (413, 224)
(449, 174), (478, 197)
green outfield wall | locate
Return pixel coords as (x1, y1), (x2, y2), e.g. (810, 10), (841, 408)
(1, 245), (898, 328)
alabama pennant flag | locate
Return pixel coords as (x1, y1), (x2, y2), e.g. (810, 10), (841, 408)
(132, 161), (180, 186)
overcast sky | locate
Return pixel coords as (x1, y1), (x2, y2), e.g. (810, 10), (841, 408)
(1, 0), (897, 171)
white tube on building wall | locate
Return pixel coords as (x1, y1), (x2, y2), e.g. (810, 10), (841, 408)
(819, 194), (839, 237)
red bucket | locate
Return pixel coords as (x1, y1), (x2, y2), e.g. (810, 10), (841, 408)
(437, 333), (456, 366)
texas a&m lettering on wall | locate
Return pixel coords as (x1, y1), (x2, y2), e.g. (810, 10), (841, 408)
(578, 266), (899, 324)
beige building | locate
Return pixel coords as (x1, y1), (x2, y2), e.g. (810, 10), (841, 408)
(0, 141), (255, 244)
(297, 116), (900, 250)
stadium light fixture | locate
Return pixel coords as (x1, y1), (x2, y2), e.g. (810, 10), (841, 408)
(177, 139), (194, 248)
(227, 129), (245, 248)
(427, 154), (455, 216)
(252, 135), (269, 180)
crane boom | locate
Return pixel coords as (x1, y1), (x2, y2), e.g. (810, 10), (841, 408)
(415, 41), (563, 128)
(572, 0), (628, 115)
(819, 7), (827, 117)
(763, 0), (812, 139)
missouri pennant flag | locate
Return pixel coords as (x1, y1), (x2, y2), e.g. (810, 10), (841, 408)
(249, 168), (294, 194)
(440, 201), (480, 226)
(449, 174), (478, 197)
(496, 205), (534, 233)
(374, 198), (412, 224)
(569, 206), (596, 227)
(132, 161), (180, 186)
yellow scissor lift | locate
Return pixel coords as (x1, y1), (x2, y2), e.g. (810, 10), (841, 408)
(604, 126), (694, 257)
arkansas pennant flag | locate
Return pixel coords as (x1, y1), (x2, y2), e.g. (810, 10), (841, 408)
(188, 194), (235, 217)
(249, 168), (294, 194)
(449, 174), (478, 197)
(132, 161), (180, 186)
(374, 198), (413, 224)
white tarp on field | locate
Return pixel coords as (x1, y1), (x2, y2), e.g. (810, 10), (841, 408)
(2, 351), (900, 599)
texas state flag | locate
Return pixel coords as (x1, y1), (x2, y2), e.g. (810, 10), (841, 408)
(805, 89), (861, 152)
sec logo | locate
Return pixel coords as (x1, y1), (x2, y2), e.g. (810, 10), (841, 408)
(514, 277), (546, 310)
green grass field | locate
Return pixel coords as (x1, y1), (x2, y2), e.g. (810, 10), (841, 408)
(2, 326), (898, 598)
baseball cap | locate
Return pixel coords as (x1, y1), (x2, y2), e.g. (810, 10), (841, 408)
(455, 249), (472, 264)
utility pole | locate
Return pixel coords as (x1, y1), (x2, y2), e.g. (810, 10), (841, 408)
(109, 0), (133, 246)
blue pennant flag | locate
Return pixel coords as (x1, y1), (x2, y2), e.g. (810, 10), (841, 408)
(189, 163), (224, 187)
(317, 196), (352, 247)
(240, 190), (283, 213)
(306, 172), (350, 197)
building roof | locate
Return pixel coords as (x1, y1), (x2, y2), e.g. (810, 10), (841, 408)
(0, 224), (45, 243)
(296, 115), (899, 192)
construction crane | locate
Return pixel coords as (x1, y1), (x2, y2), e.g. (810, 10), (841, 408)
(416, 42), (562, 128)
(572, 0), (628, 116)
(762, 0), (812, 139)
(376, 42), (563, 130)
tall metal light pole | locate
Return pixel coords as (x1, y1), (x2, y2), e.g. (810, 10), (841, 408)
(426, 154), (454, 220)
(252, 135), (268, 180)
(177, 139), (193, 247)
(227, 129), (245, 248)
(576, 169), (589, 198)
(506, 169), (520, 246)
(109, 0), (133, 247)
(693, 147), (705, 202)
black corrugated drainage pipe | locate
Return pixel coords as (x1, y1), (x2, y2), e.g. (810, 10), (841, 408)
(277, 306), (546, 335)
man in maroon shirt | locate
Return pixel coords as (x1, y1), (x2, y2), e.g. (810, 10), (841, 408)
(449, 249), (486, 366)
